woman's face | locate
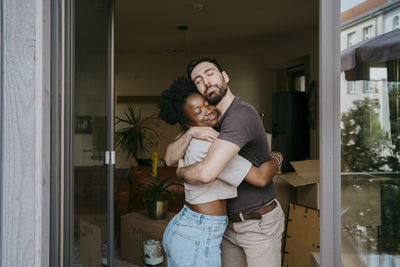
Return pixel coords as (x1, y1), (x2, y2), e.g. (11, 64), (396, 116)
(184, 93), (219, 127)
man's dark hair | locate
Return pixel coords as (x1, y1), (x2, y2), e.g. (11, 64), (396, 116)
(158, 77), (198, 131)
(187, 57), (223, 79)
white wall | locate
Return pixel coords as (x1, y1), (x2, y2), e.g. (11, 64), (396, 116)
(384, 8), (400, 32)
(340, 16), (378, 50)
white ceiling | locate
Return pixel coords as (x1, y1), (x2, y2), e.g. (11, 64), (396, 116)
(115, 0), (319, 54)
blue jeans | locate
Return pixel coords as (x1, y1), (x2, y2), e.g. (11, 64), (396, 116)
(162, 205), (228, 267)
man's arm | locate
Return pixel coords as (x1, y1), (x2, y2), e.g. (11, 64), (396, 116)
(164, 127), (219, 166)
(244, 152), (283, 187)
(177, 139), (240, 184)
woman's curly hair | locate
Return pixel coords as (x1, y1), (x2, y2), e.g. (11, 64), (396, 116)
(158, 77), (198, 131)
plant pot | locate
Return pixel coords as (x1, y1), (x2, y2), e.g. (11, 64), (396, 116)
(147, 200), (168, 220)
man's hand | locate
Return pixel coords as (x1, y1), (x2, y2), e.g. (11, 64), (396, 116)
(178, 159), (185, 168)
(176, 159), (187, 182)
(177, 139), (240, 185)
(188, 127), (219, 142)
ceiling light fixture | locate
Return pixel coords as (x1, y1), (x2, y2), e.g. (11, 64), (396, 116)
(178, 25), (188, 55)
(193, 4), (203, 11)
(164, 25), (189, 55)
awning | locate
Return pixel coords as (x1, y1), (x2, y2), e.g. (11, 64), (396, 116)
(340, 29), (400, 81)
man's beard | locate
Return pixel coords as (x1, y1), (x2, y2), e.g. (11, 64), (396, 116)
(204, 85), (228, 105)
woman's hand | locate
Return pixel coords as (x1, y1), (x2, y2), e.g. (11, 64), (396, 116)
(270, 152), (283, 171)
(188, 127), (219, 142)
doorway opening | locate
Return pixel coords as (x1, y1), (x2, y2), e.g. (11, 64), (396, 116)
(69, 0), (319, 265)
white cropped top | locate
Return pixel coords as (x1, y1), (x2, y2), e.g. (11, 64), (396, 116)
(184, 139), (252, 204)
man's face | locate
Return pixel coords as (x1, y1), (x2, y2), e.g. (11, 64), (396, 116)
(190, 62), (229, 105)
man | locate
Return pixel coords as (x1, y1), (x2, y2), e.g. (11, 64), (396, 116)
(165, 57), (284, 267)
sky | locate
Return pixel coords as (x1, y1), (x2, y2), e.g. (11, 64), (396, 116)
(341, 0), (366, 12)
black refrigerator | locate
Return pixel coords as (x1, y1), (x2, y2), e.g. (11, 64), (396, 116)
(272, 92), (310, 172)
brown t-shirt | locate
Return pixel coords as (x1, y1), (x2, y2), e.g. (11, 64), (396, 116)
(216, 96), (276, 213)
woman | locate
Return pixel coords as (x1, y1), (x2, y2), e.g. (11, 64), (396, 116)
(158, 77), (282, 267)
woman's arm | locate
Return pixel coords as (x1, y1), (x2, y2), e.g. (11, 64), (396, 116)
(244, 152), (283, 187)
(164, 127), (219, 166)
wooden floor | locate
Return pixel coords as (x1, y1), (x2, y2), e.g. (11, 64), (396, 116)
(114, 256), (141, 267)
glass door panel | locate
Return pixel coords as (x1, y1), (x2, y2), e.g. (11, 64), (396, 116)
(72, 0), (113, 266)
(340, 2), (400, 265)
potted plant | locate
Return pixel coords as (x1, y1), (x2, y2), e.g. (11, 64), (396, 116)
(114, 104), (160, 218)
(115, 104), (160, 163)
(138, 152), (182, 219)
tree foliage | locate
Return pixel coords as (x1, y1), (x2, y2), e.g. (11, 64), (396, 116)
(341, 98), (393, 172)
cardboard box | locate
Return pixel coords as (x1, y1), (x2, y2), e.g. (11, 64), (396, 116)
(282, 203), (319, 267)
(121, 210), (175, 266)
(80, 219), (103, 267)
(310, 252), (320, 267)
(276, 159), (320, 210)
(273, 175), (296, 219)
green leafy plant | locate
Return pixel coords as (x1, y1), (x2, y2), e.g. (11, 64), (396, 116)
(341, 98), (392, 172)
(115, 104), (160, 160)
(137, 152), (182, 202)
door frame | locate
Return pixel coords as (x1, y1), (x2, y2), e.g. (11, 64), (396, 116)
(0, 0), (4, 262)
(50, 0), (115, 266)
(50, 0), (341, 265)
(50, 0), (62, 265)
(106, 0), (116, 265)
(319, 0), (341, 266)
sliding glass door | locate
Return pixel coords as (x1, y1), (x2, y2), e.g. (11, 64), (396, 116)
(65, 0), (115, 266)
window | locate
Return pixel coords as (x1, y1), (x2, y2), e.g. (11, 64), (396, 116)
(363, 25), (373, 40)
(362, 80), (378, 93)
(341, 15), (400, 265)
(286, 55), (309, 92)
(362, 80), (370, 93)
(347, 32), (356, 47)
(340, 1), (400, 266)
(393, 16), (399, 30)
(347, 81), (356, 93)
(294, 75), (306, 92)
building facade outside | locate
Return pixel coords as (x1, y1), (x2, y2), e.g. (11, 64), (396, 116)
(340, 0), (400, 265)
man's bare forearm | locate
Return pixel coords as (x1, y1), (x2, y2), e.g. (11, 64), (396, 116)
(177, 160), (215, 185)
(164, 131), (192, 166)
(177, 139), (240, 185)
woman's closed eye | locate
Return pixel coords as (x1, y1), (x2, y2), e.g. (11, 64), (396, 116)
(193, 108), (202, 115)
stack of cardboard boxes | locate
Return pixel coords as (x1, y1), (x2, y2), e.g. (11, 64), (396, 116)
(274, 159), (320, 216)
(120, 211), (175, 266)
(274, 159), (320, 266)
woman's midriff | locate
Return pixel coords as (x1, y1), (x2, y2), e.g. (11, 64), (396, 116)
(185, 199), (227, 216)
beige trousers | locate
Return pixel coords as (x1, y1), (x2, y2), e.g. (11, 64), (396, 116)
(221, 200), (285, 267)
